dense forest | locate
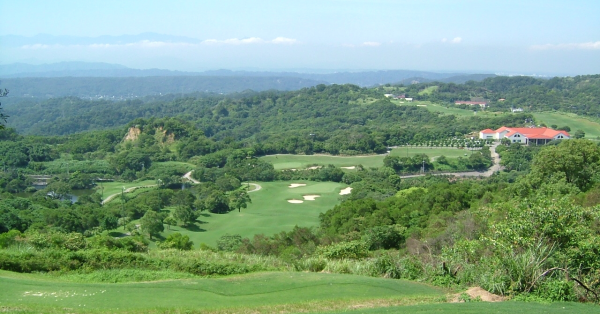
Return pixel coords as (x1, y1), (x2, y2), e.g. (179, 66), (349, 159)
(1, 79), (600, 305)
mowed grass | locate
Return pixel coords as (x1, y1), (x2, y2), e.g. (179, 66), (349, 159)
(96, 180), (156, 199)
(533, 112), (600, 139)
(328, 301), (600, 314)
(0, 270), (443, 312)
(261, 154), (385, 170)
(162, 181), (347, 246)
(389, 147), (472, 159)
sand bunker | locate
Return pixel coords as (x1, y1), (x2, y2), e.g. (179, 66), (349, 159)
(450, 287), (506, 303)
(339, 187), (353, 195)
(306, 166), (322, 170)
(341, 166), (356, 169)
(287, 199), (304, 204)
(288, 183), (307, 188)
(303, 195), (321, 201)
(417, 104), (427, 107)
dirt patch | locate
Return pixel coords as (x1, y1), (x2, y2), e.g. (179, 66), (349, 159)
(289, 183), (307, 188)
(341, 166), (356, 170)
(303, 195), (321, 201)
(450, 287), (506, 303)
(339, 187), (353, 195)
(287, 199), (304, 204)
(123, 126), (141, 141)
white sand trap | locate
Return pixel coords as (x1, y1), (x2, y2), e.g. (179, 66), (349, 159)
(303, 195), (321, 201)
(288, 199), (304, 204)
(417, 105), (427, 107)
(341, 166), (356, 169)
(289, 183), (307, 188)
(306, 166), (322, 170)
(339, 187), (353, 195)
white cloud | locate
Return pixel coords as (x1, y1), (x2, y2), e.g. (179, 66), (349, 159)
(530, 41), (600, 50)
(272, 37), (297, 44)
(362, 41), (381, 47)
(202, 37), (297, 45)
(441, 37), (462, 44)
(20, 37), (297, 49)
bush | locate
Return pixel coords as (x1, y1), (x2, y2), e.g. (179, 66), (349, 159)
(315, 240), (369, 259)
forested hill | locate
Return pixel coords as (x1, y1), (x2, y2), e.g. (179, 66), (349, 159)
(394, 75), (600, 117)
(0, 76), (325, 98)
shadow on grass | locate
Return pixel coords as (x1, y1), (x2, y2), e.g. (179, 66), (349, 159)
(108, 231), (128, 237)
(182, 223), (206, 232)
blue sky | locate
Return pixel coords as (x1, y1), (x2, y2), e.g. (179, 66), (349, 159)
(1, 0), (599, 74)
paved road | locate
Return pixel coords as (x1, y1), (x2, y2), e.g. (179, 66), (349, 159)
(400, 143), (503, 179)
(247, 183), (262, 193)
(183, 171), (200, 184)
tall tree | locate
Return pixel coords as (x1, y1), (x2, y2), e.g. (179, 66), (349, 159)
(139, 210), (164, 240)
(229, 190), (251, 212)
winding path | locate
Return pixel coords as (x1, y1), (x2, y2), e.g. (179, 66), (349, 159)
(399, 143), (504, 179)
(247, 183), (262, 193)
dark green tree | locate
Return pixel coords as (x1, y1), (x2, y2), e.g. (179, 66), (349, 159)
(139, 210), (164, 240)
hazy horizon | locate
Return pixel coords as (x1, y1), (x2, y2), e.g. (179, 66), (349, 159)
(1, 0), (599, 76)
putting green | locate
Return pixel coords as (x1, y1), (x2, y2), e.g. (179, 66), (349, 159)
(162, 181), (348, 246)
(0, 271), (443, 312)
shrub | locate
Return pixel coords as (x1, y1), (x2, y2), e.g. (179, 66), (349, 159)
(315, 240), (369, 259)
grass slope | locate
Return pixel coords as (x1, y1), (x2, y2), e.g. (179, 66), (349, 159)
(261, 154), (385, 170)
(0, 271), (442, 312)
(532, 112), (600, 139)
(162, 181), (347, 246)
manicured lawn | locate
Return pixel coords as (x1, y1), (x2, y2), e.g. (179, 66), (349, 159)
(261, 154), (385, 170)
(389, 147), (472, 159)
(329, 301), (600, 314)
(95, 180), (156, 199)
(162, 181), (348, 246)
(0, 271), (443, 312)
(532, 112), (600, 139)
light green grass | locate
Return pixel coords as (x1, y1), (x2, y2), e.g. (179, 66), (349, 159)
(532, 112), (600, 139)
(163, 181), (347, 246)
(418, 86), (439, 95)
(0, 270), (442, 312)
(261, 154), (385, 170)
(96, 180), (156, 198)
(326, 301), (600, 314)
(389, 147), (471, 159)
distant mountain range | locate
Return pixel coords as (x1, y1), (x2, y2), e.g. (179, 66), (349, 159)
(0, 62), (495, 87)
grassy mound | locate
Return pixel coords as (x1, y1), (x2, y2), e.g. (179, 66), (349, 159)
(0, 271), (443, 313)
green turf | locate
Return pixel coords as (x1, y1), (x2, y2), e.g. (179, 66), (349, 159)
(532, 112), (600, 139)
(325, 301), (600, 314)
(260, 154), (385, 170)
(389, 147), (472, 159)
(96, 180), (156, 198)
(0, 271), (442, 312)
(418, 86), (439, 95)
(162, 181), (347, 246)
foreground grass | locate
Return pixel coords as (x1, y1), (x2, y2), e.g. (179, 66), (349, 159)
(162, 181), (347, 246)
(0, 271), (443, 313)
(260, 154), (385, 170)
(325, 301), (600, 314)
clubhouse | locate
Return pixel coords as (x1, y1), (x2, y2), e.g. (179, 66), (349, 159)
(479, 126), (570, 145)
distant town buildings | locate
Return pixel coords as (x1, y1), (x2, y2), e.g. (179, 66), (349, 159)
(479, 126), (570, 144)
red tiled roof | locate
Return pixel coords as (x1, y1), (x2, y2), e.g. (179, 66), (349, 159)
(480, 129), (495, 133)
(486, 127), (570, 139)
